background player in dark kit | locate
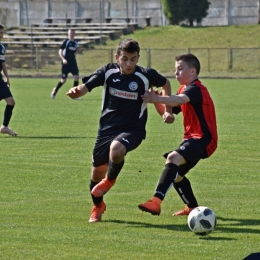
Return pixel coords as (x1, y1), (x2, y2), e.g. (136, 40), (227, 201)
(138, 53), (218, 217)
(51, 29), (79, 99)
(67, 38), (174, 222)
(0, 23), (18, 136)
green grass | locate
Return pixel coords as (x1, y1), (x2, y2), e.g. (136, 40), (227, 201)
(0, 78), (260, 259)
(104, 24), (260, 49)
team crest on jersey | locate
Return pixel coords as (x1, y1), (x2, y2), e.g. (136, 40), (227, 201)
(129, 81), (138, 91)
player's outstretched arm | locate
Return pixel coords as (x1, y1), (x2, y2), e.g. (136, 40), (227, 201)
(66, 84), (89, 99)
(159, 80), (175, 123)
(144, 88), (174, 124)
(153, 102), (164, 116)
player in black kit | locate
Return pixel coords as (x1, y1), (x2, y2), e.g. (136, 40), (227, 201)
(0, 23), (18, 136)
(51, 29), (79, 99)
(67, 38), (174, 222)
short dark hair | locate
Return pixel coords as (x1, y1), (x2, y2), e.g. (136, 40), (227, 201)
(0, 24), (5, 30)
(116, 38), (140, 56)
(175, 53), (201, 75)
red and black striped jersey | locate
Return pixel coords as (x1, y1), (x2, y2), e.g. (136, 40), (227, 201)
(178, 79), (218, 157)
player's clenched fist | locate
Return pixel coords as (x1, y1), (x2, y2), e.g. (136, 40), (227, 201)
(66, 87), (81, 99)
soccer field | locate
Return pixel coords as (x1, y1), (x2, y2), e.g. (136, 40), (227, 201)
(0, 78), (259, 260)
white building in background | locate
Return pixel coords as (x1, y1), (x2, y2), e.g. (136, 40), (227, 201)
(202, 0), (259, 26)
(0, 0), (259, 27)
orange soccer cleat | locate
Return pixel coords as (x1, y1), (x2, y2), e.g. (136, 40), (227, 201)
(91, 176), (116, 197)
(89, 201), (106, 223)
(172, 205), (198, 216)
(138, 198), (161, 216)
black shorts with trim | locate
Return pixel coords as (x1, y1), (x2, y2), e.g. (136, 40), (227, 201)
(61, 62), (79, 78)
(0, 81), (12, 100)
(163, 138), (208, 177)
(92, 130), (145, 167)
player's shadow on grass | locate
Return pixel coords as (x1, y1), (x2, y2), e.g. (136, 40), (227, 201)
(103, 219), (233, 240)
(216, 216), (260, 235)
(105, 217), (260, 239)
(16, 136), (93, 139)
(104, 219), (191, 231)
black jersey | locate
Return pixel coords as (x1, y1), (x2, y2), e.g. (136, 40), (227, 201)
(60, 39), (78, 63)
(0, 43), (6, 81)
(84, 63), (167, 135)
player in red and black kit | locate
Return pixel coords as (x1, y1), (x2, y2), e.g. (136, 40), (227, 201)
(51, 29), (79, 99)
(0, 23), (18, 136)
(138, 53), (218, 216)
(66, 38), (174, 222)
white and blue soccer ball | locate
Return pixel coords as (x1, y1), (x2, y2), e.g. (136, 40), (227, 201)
(187, 206), (217, 235)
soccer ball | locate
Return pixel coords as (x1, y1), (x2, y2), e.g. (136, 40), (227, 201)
(187, 206), (216, 235)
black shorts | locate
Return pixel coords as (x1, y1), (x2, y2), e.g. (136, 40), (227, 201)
(61, 63), (79, 78)
(163, 138), (208, 177)
(92, 130), (145, 167)
(0, 81), (12, 100)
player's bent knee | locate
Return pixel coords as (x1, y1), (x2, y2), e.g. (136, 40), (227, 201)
(6, 97), (15, 106)
(166, 151), (185, 165)
(110, 141), (126, 162)
(167, 151), (179, 161)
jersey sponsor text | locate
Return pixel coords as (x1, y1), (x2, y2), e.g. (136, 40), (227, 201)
(109, 87), (138, 100)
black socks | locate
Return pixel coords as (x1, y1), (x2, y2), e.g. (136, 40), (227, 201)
(173, 176), (198, 208)
(3, 104), (14, 126)
(90, 180), (103, 204)
(55, 80), (78, 93)
(107, 160), (124, 180)
(154, 163), (179, 201)
(55, 81), (63, 92)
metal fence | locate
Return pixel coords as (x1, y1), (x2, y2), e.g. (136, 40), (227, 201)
(5, 47), (260, 78)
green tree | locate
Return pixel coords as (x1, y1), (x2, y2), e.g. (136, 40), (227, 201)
(161, 0), (210, 26)
(161, 0), (184, 25)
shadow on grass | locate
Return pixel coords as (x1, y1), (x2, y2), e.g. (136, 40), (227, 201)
(198, 236), (234, 241)
(104, 215), (260, 238)
(104, 219), (184, 231)
(102, 219), (183, 231)
(102, 219), (236, 241)
(216, 216), (260, 234)
(103, 219), (233, 240)
(14, 136), (93, 139)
